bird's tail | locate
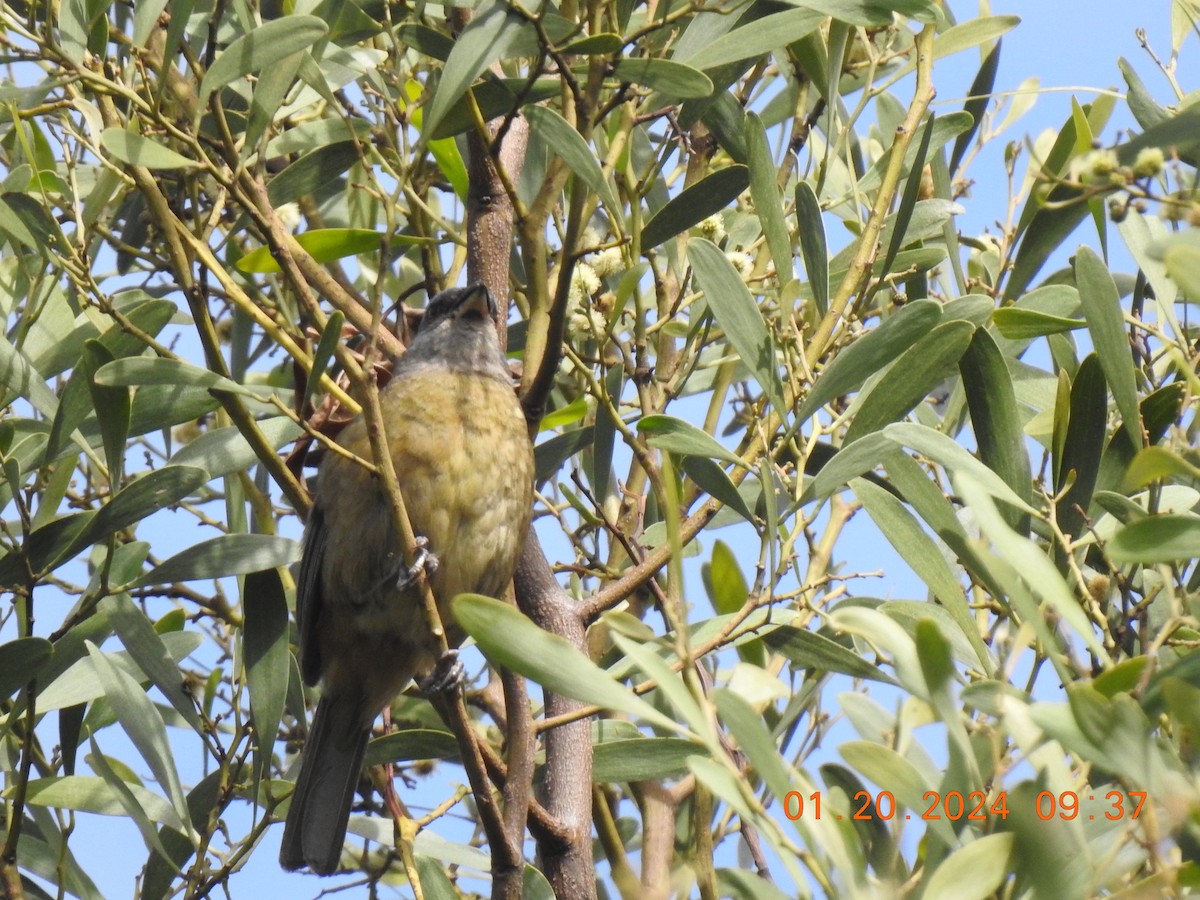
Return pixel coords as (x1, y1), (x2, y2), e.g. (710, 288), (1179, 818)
(279, 695), (370, 874)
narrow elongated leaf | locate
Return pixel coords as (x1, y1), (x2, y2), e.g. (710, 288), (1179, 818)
(0, 332), (59, 418)
(681, 8), (824, 71)
(1075, 247), (1142, 447)
(243, 568), (289, 792)
(992, 307), (1084, 339)
(763, 626), (897, 685)
(879, 113), (936, 280)
(365, 729), (459, 767)
(1107, 515), (1200, 564)
(169, 417), (303, 480)
(840, 740), (956, 844)
(94, 357), (255, 397)
(798, 300), (942, 421)
(923, 834), (1014, 900)
(235, 229), (384, 274)
(23, 775), (182, 829)
(949, 40), (1002, 176)
(454, 594), (683, 734)
(714, 690), (792, 803)
(853, 478), (988, 671)
(0, 637), (53, 699)
(688, 239), (786, 417)
(614, 58), (713, 99)
(198, 16), (329, 108)
(885, 423), (1037, 514)
(83, 341), (129, 485)
(266, 141), (360, 207)
(1055, 354), (1107, 546)
(38, 631), (204, 712)
(745, 113), (793, 286)
(638, 414), (744, 466)
(104, 594), (201, 733)
(101, 129), (198, 170)
(525, 106), (618, 211)
(643, 167), (749, 249)
(593, 737), (698, 782)
(423, 5), (524, 139)
(86, 642), (193, 838)
(843, 320), (975, 445)
(960, 329), (1032, 533)
(133, 535), (300, 588)
(795, 181), (829, 314)
(681, 456), (755, 523)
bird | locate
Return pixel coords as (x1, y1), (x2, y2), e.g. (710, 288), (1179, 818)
(279, 282), (535, 874)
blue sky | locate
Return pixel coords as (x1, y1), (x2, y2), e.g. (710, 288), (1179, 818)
(15, 1), (1197, 898)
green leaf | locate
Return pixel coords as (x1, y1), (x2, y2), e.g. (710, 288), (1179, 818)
(0, 332), (59, 418)
(0, 637), (53, 699)
(198, 16), (329, 109)
(243, 568), (289, 792)
(423, 5), (524, 139)
(525, 106), (619, 212)
(840, 740), (956, 844)
(103, 594), (202, 733)
(1107, 515), (1200, 564)
(84, 341), (130, 486)
(100, 129), (198, 170)
(879, 113), (937, 280)
(959, 329), (1032, 534)
(762, 625), (898, 685)
(991, 307), (1084, 339)
(86, 642), (193, 838)
(614, 58), (713, 99)
(923, 834), (1014, 900)
(1122, 446), (1200, 492)
(429, 79), (561, 141)
(365, 729), (459, 767)
(612, 633), (712, 739)
(453, 594), (683, 734)
(642, 167), (749, 249)
(714, 690), (794, 807)
(745, 113), (793, 286)
(94, 357), (255, 397)
(853, 478), (989, 672)
(884, 423), (1036, 514)
(592, 737), (698, 782)
(235, 229), (383, 274)
(267, 141), (361, 207)
(680, 7), (824, 72)
(23, 775), (184, 829)
(843, 320), (975, 445)
(688, 238), (786, 417)
(1055, 354), (1107, 546)
(169, 416), (303, 480)
(1074, 247), (1141, 447)
(37, 631), (204, 713)
(132, 534), (300, 587)
(795, 181), (829, 314)
(949, 40), (1001, 176)
(797, 300), (942, 422)
(638, 414), (744, 466)
(681, 456), (755, 523)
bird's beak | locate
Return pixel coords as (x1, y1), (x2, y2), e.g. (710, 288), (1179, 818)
(457, 283), (498, 322)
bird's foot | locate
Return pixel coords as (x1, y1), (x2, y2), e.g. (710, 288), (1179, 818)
(395, 536), (438, 591)
(417, 650), (464, 696)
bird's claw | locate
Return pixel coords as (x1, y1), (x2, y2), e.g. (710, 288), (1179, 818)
(395, 536), (438, 591)
(417, 650), (464, 696)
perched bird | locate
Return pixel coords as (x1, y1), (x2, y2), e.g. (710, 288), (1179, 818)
(280, 283), (535, 874)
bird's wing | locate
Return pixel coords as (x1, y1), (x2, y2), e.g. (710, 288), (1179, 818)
(296, 504), (329, 686)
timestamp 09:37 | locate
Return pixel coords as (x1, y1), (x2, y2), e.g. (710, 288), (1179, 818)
(783, 790), (1148, 822)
